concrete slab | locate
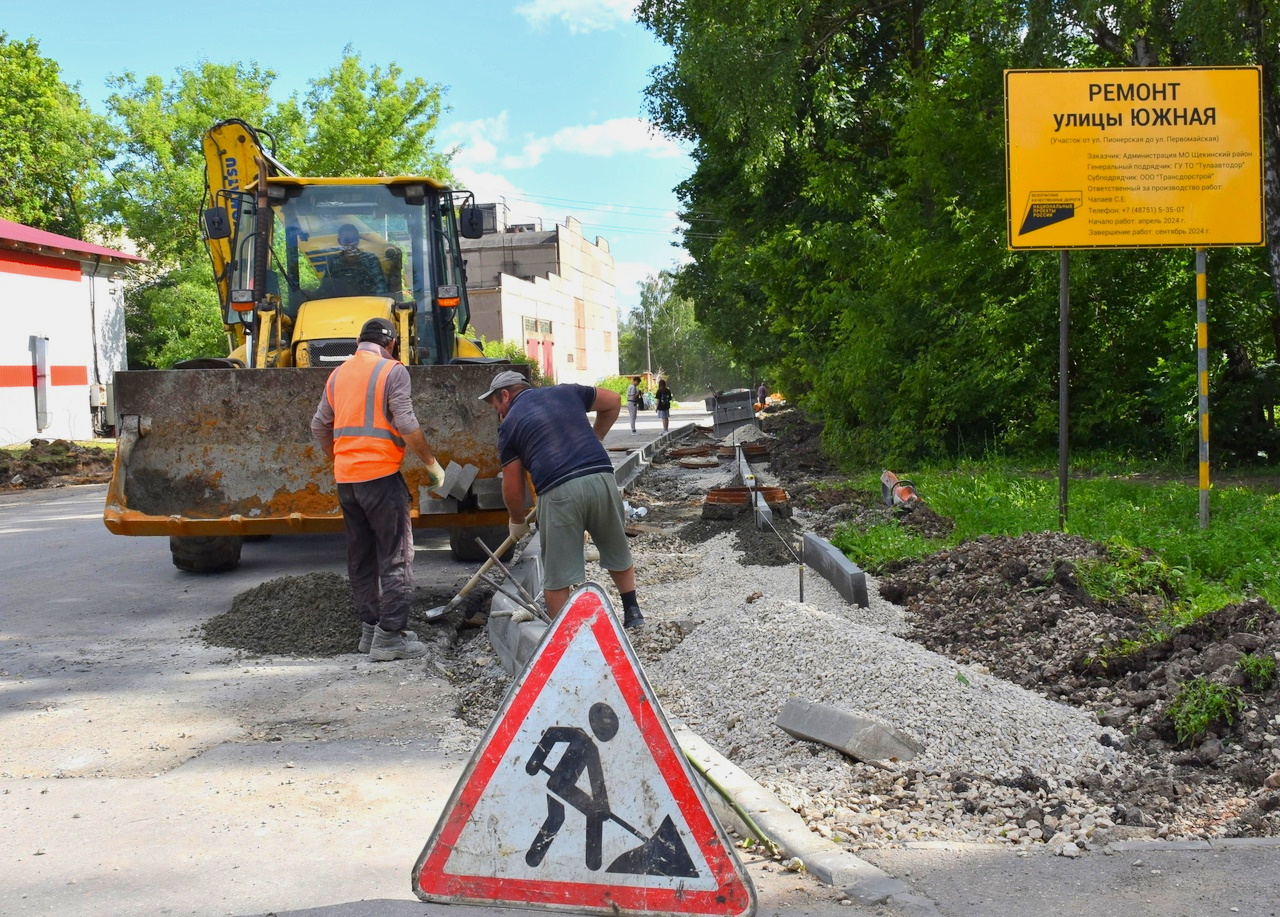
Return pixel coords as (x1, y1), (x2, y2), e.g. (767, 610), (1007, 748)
(777, 698), (923, 763)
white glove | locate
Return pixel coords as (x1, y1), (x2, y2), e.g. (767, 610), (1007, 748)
(509, 520), (531, 541)
(425, 459), (446, 493)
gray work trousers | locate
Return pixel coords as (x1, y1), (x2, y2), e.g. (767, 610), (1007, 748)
(337, 472), (414, 633)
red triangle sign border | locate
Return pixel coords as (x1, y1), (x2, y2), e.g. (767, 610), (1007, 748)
(413, 583), (756, 916)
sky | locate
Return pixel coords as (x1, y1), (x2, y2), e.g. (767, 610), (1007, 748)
(5, 0), (692, 318)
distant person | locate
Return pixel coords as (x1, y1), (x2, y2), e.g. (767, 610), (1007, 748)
(311, 317), (445, 660)
(323, 223), (389, 297)
(479, 370), (643, 627)
(655, 378), (673, 432)
(625, 376), (642, 434)
(757, 381), (767, 408)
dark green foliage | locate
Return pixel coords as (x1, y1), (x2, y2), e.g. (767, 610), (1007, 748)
(637, 1), (1280, 466)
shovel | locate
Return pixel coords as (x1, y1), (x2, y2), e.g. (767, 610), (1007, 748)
(424, 505), (537, 621)
(531, 763), (698, 878)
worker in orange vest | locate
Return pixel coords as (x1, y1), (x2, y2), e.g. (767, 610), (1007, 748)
(311, 317), (446, 661)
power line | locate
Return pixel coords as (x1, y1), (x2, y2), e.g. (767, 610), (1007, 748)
(501, 190), (722, 222)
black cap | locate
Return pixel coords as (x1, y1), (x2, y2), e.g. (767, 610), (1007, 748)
(359, 317), (397, 347)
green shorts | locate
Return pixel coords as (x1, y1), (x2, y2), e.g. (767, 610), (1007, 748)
(538, 472), (633, 591)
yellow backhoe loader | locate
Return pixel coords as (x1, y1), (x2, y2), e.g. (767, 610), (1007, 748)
(103, 119), (516, 571)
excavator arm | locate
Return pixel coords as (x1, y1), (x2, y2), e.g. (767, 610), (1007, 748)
(201, 119), (294, 323)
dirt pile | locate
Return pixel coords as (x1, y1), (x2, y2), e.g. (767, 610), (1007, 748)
(881, 533), (1280, 837)
(204, 572), (486, 658)
(1, 439), (113, 489)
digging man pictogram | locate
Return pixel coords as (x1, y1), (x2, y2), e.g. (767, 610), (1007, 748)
(524, 701), (698, 877)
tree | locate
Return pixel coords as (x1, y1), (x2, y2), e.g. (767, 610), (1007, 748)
(619, 269), (742, 397)
(637, 1), (1280, 465)
(100, 61), (299, 267)
(124, 263), (227, 370)
(293, 46), (452, 179)
(100, 50), (453, 368)
(0, 34), (111, 238)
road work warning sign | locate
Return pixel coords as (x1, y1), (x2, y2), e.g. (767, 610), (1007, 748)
(412, 583), (756, 917)
(1005, 67), (1264, 250)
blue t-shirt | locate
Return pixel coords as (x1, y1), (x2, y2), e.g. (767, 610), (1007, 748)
(497, 384), (614, 494)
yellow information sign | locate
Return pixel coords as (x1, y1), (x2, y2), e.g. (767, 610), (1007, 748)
(1005, 67), (1264, 250)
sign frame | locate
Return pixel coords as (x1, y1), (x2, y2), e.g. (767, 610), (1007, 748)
(412, 583), (757, 917)
(1005, 66), (1264, 251)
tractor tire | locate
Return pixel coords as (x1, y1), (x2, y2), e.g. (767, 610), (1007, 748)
(170, 535), (243, 573)
(449, 525), (514, 563)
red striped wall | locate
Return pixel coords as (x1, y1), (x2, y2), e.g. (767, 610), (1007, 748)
(0, 365), (89, 387)
(0, 249), (83, 282)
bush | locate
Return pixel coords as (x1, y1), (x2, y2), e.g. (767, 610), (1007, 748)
(1239, 652), (1277, 692)
(1167, 678), (1243, 745)
(479, 339), (546, 385)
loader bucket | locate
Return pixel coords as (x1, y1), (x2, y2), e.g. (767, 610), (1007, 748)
(103, 364), (509, 538)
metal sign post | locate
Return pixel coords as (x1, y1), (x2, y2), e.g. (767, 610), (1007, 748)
(1005, 67), (1264, 529)
(1059, 251), (1070, 530)
(1197, 249), (1209, 528)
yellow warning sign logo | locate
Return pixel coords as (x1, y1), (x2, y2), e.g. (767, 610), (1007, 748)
(1019, 191), (1084, 235)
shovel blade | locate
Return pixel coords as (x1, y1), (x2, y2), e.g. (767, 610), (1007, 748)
(605, 814), (699, 878)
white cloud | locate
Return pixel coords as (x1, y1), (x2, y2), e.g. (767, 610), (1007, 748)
(515, 0), (635, 33)
(504, 118), (682, 169)
(613, 259), (658, 316)
(450, 166), (558, 229)
(443, 113), (510, 168)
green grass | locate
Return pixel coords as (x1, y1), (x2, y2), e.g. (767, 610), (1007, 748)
(830, 458), (1280, 617)
(1240, 652), (1277, 692)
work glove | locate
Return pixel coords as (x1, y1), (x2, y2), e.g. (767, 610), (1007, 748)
(509, 519), (531, 541)
(425, 459), (446, 494)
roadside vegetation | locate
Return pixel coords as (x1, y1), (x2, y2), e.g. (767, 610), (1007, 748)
(828, 457), (1280, 629)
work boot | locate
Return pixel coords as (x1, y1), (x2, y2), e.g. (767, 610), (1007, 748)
(623, 604), (644, 629)
(368, 626), (428, 662)
(358, 622), (417, 654)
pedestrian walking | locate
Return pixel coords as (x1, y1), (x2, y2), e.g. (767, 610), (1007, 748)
(655, 378), (673, 432)
(625, 376), (641, 434)
(311, 317), (445, 660)
(479, 369), (643, 627)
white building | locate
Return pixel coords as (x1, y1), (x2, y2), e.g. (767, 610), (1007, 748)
(0, 219), (144, 444)
(461, 206), (620, 384)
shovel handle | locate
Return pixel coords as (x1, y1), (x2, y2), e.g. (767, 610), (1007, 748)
(452, 504), (537, 603)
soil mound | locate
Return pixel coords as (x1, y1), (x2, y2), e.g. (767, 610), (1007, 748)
(203, 572), (465, 657)
(1, 438), (113, 489)
(880, 530), (1280, 835)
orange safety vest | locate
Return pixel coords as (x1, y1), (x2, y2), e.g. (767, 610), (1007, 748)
(327, 350), (407, 483)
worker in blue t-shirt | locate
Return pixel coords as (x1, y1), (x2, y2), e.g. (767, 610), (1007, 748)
(478, 369), (643, 628)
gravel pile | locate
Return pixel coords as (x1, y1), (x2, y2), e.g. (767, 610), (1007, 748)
(634, 521), (1128, 852)
(620, 419), (1280, 852)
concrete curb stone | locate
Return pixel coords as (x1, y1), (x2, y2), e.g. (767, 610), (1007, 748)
(801, 532), (869, 607)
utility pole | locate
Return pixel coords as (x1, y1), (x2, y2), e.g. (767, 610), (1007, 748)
(645, 314), (652, 377)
